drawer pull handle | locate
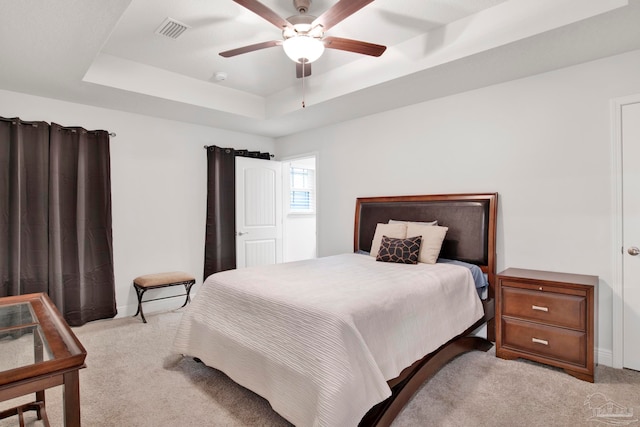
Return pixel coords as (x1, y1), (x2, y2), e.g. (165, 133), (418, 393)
(532, 337), (549, 345)
(532, 305), (549, 312)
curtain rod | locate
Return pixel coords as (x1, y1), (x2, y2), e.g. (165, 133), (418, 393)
(0, 118), (116, 137)
(203, 145), (274, 157)
(0, 117), (38, 127)
(59, 126), (116, 137)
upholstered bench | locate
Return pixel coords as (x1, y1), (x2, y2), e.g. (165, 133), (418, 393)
(133, 271), (195, 323)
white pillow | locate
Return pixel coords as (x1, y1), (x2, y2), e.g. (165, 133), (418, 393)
(389, 219), (438, 226)
(370, 223), (407, 257)
(406, 223), (448, 264)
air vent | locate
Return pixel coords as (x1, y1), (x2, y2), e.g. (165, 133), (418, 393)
(155, 18), (190, 39)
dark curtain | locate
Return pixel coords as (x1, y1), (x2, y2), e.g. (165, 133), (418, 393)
(48, 123), (116, 326)
(203, 146), (237, 280)
(0, 118), (50, 296)
(0, 117), (116, 326)
(203, 146), (272, 281)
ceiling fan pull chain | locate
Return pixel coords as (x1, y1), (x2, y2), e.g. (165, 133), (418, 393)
(302, 60), (306, 108)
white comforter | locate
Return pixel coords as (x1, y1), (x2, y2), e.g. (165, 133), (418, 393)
(173, 253), (484, 427)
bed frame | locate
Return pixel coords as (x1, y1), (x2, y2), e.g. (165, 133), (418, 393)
(353, 193), (498, 427)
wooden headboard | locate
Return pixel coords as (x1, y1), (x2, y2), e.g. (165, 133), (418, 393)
(354, 193), (498, 299)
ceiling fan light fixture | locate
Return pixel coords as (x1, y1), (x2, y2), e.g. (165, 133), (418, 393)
(283, 35), (325, 63)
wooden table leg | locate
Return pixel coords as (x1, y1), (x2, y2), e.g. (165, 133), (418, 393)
(63, 370), (81, 427)
(35, 389), (45, 419)
(34, 326), (46, 420)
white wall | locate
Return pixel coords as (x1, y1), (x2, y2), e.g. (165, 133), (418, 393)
(0, 89), (275, 316)
(275, 49), (640, 364)
(284, 215), (316, 262)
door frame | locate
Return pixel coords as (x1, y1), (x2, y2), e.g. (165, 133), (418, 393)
(611, 92), (640, 369)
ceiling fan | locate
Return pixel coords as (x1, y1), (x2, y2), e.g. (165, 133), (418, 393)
(220, 0), (387, 79)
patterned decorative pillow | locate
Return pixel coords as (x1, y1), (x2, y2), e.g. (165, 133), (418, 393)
(375, 235), (422, 264)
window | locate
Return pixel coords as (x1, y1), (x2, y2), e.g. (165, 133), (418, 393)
(289, 167), (315, 213)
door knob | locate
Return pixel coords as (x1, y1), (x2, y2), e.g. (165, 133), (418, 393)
(628, 246), (640, 256)
(237, 231), (248, 236)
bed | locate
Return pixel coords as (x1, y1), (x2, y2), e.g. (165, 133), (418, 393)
(174, 193), (498, 427)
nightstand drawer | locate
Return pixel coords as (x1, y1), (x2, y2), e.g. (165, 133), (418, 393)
(501, 317), (586, 366)
(502, 286), (586, 330)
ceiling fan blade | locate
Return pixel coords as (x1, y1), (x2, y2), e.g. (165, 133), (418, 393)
(312, 0), (375, 31)
(324, 36), (386, 57)
(219, 40), (282, 57)
(233, 0), (293, 29)
(296, 62), (312, 78)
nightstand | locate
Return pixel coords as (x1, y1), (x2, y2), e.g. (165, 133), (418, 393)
(495, 268), (598, 382)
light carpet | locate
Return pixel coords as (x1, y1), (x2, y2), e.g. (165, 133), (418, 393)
(1, 309), (639, 427)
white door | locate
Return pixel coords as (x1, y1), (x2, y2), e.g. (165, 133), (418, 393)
(622, 100), (640, 371)
(236, 157), (283, 268)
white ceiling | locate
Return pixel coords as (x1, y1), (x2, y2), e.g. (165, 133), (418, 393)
(1, 0), (640, 138)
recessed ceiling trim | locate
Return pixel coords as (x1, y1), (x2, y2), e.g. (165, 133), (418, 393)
(265, 0), (630, 118)
(83, 54), (266, 119)
(155, 17), (190, 39)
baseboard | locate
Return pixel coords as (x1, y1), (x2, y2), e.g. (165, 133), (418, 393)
(597, 347), (613, 367)
(116, 296), (191, 319)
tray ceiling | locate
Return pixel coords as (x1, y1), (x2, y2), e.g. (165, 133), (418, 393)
(1, 0), (639, 137)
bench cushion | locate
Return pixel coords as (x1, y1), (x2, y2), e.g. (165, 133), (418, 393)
(133, 271), (195, 288)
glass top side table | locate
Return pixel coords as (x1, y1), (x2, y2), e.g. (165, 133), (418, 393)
(0, 293), (87, 427)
